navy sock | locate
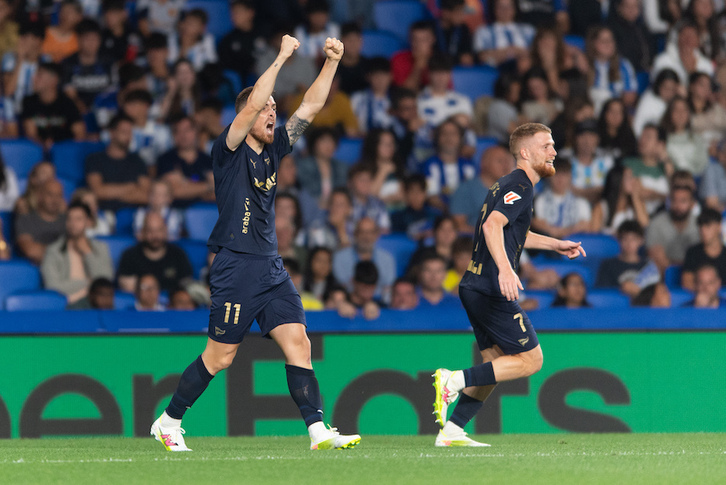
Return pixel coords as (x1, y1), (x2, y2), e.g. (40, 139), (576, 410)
(463, 362), (497, 387)
(166, 355), (214, 419)
(449, 393), (484, 428)
(286, 364), (323, 427)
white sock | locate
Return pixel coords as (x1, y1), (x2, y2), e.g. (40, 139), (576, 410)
(449, 370), (465, 392)
(160, 411), (182, 429)
(442, 421), (464, 436)
(308, 421), (328, 441)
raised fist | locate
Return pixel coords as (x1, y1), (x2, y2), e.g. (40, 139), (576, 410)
(323, 37), (344, 61)
(280, 34), (300, 58)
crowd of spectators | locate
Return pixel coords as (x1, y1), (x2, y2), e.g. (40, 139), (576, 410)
(0, 0), (725, 316)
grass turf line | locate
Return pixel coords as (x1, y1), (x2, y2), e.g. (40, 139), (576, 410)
(1, 433), (724, 485)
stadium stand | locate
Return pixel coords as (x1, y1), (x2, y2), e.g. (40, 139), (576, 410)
(50, 141), (106, 185)
(333, 137), (364, 165)
(185, 204), (218, 242)
(361, 30), (406, 58)
(451, 66), (499, 102)
(176, 238), (210, 279)
(5, 290), (67, 311)
(0, 260), (41, 309)
(377, 232), (418, 278)
(185, 0), (233, 42)
(96, 235), (137, 271)
(0, 139), (44, 179)
(373, 0), (430, 43)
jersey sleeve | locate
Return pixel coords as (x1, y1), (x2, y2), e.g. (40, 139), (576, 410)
(271, 126), (292, 166)
(490, 179), (533, 224)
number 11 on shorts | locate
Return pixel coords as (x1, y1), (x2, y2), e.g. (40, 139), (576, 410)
(224, 302), (241, 324)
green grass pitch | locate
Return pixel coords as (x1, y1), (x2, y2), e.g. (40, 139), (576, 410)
(1, 434), (724, 484)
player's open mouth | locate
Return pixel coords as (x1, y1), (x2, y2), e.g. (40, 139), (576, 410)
(266, 122), (274, 134)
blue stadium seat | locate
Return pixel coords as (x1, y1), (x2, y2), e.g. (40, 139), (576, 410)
(373, 0), (429, 43)
(473, 136), (499, 164)
(564, 34), (585, 51)
(533, 261), (594, 288)
(0, 260), (41, 309)
(361, 30), (405, 58)
(566, 232), (620, 273)
(59, 177), (78, 202)
(587, 289), (631, 309)
(636, 71), (650, 95)
(223, 69), (243, 94)
(664, 265), (682, 289)
(0, 210), (11, 243)
(669, 288), (693, 307)
(114, 291), (135, 310)
(185, 0), (233, 42)
(176, 238), (210, 279)
(185, 204), (218, 241)
(334, 137), (364, 164)
(524, 289), (556, 308)
(114, 207), (136, 236)
(5, 290), (67, 311)
(96, 235), (137, 271)
(50, 140), (105, 185)
(0, 139), (44, 179)
(451, 66), (499, 103)
(377, 233), (418, 277)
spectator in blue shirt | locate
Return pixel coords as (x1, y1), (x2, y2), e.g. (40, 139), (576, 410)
(347, 163), (391, 233)
(416, 253), (460, 308)
(585, 25), (639, 111)
(390, 174), (442, 241)
(682, 264), (726, 308)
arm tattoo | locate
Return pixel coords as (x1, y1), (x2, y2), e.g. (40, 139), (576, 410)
(286, 114), (310, 146)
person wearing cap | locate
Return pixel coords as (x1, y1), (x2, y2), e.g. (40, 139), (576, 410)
(567, 118), (615, 205)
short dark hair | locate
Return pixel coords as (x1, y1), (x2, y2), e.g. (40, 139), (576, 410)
(305, 0), (330, 14)
(199, 97), (224, 113)
(393, 276), (416, 288)
(433, 215), (456, 233)
(354, 260), (379, 285)
(184, 8), (209, 25)
(403, 173), (427, 192)
(616, 219), (644, 239)
(642, 123), (667, 142)
(347, 163), (375, 181)
(76, 18), (102, 36)
(282, 257), (301, 276)
(341, 21), (362, 37)
(108, 112), (133, 130)
(230, 0), (255, 10)
(235, 86), (253, 114)
(38, 62), (62, 79)
(553, 157), (572, 173)
(366, 57), (391, 75)
(89, 277), (114, 294)
(307, 126), (339, 152)
(330, 187), (352, 205)
(452, 236), (473, 255)
(428, 53), (454, 72)
(19, 21), (46, 39)
(67, 200), (92, 219)
(122, 89), (153, 106)
(102, 0), (126, 12)
(420, 253), (447, 269)
(118, 62), (146, 89)
(409, 19), (436, 35)
(697, 208), (722, 226)
(440, 0), (465, 10)
(390, 87), (417, 109)
(145, 32), (168, 50)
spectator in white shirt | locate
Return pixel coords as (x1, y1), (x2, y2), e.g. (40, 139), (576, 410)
(293, 0), (340, 60)
(350, 57), (393, 134)
(651, 22), (714, 86)
(567, 118), (615, 205)
(474, 0), (534, 67)
(633, 68), (683, 136)
(167, 8), (217, 72)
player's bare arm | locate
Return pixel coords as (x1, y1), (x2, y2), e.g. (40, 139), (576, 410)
(524, 231), (587, 259)
(285, 37), (344, 145)
(482, 210), (523, 301)
(226, 34), (300, 151)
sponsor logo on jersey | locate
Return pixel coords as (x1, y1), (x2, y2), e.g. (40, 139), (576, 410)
(503, 191), (521, 205)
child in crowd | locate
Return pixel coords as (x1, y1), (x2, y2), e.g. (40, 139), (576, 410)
(133, 180), (184, 240)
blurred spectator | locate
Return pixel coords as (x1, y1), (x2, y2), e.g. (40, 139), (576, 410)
(359, 128), (403, 204)
(167, 8), (217, 72)
(276, 216), (307, 271)
(608, 0), (651, 72)
(683, 264), (725, 308)
(294, 0), (340, 60)
(143, 33), (171, 107)
(195, 98), (224, 154)
(591, 165), (649, 235)
(290, 77), (359, 137)
(515, 0), (569, 32)
(631, 282), (672, 307)
(332, 216), (396, 302)
(443, 235), (473, 295)
(334, 260), (381, 320)
(168, 286), (197, 310)
(519, 67), (560, 125)
(0, 151), (19, 211)
(93, 62), (148, 129)
(66, 276), (115, 310)
(218, 0), (259, 83)
(14, 179), (66, 264)
(622, 124), (671, 215)
(70, 188), (112, 237)
(481, 71), (522, 143)
(3, 21), (45, 113)
(14, 161), (57, 216)
(417, 253), (460, 307)
(390, 174), (442, 240)
(700, 139), (726, 212)
(296, 127), (348, 208)
(661, 96), (709, 176)
(422, 118), (477, 210)
(350, 57), (393, 134)
(274, 192), (303, 239)
(85, 113), (150, 211)
(646, 184), (699, 272)
(564, 119), (614, 205)
(137, 0), (186, 37)
(688, 71), (726, 151)
(436, 0), (474, 65)
(451, 145), (514, 233)
(551, 272), (591, 308)
(641, 0), (680, 36)
(160, 59), (201, 122)
(40, 200), (113, 304)
(133, 180), (184, 241)
(681, 209), (726, 290)
(407, 215), (458, 275)
(99, 0), (132, 63)
(391, 20), (438, 91)
(118, 211), (192, 292)
(596, 220), (659, 297)
(669, 0), (719, 61)
(283, 257), (324, 310)
(157, 116), (213, 206)
(21, 62), (85, 150)
(597, 98), (638, 159)
(532, 157), (592, 238)
(61, 18), (114, 114)
(585, 25), (639, 111)
(278, 156), (320, 228)
(518, 249), (561, 290)
(388, 88), (427, 167)
(41, 0), (82, 62)
(337, 22), (368, 95)
(118, 89), (173, 171)
(347, 164), (390, 232)
(651, 22), (713, 86)
(134, 273), (164, 311)
(474, 0), (533, 68)
(302, 246), (343, 306)
(417, 54), (473, 139)
(550, 97), (594, 152)
(633, 68), (681, 136)
(389, 276), (419, 310)
(0, 0), (17, 60)
(0, 218), (8, 259)
(529, 27), (571, 96)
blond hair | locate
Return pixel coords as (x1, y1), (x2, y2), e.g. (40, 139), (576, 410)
(509, 123), (552, 158)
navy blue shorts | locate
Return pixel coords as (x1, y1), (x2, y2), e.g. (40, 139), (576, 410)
(459, 286), (539, 355)
(207, 248), (306, 344)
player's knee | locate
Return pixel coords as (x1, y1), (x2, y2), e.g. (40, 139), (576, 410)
(523, 349), (543, 377)
(204, 350), (237, 373)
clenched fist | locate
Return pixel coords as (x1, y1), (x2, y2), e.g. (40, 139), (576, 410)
(323, 37), (344, 61)
(279, 34), (300, 59)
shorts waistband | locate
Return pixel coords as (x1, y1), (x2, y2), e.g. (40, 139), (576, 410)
(215, 247), (279, 260)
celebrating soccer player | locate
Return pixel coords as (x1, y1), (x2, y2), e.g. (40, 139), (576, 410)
(151, 34), (361, 451)
(432, 123), (586, 446)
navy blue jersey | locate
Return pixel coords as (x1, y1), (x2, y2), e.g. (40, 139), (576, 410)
(460, 169), (534, 296)
(207, 125), (292, 255)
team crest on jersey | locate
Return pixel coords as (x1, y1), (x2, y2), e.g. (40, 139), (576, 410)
(503, 191), (521, 205)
